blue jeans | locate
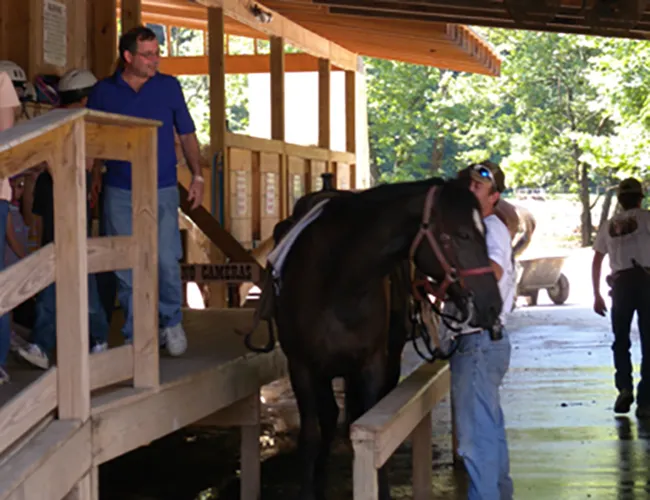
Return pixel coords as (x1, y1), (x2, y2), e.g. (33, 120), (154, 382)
(102, 185), (182, 340)
(451, 330), (513, 500)
(31, 277), (109, 354)
(0, 200), (10, 366)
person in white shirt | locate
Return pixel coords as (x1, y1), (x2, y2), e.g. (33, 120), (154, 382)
(0, 70), (21, 384)
(592, 177), (650, 417)
(449, 161), (514, 500)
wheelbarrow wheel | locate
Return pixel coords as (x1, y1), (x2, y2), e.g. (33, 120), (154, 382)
(547, 273), (569, 305)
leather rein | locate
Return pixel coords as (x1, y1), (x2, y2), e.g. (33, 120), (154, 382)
(408, 185), (494, 303)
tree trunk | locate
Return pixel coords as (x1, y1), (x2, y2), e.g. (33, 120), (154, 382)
(431, 134), (444, 174)
(579, 162), (592, 247)
(598, 187), (615, 230)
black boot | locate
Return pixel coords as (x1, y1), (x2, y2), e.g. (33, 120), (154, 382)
(615, 389), (634, 414)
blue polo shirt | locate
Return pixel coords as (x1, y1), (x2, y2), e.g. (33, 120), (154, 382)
(86, 71), (195, 191)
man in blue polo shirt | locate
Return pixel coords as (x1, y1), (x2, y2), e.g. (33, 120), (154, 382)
(87, 25), (204, 356)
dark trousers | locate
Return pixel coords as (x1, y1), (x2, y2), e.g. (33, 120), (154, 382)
(610, 268), (650, 404)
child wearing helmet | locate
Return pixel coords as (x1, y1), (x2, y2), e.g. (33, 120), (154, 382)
(17, 68), (111, 370)
(0, 70), (21, 383)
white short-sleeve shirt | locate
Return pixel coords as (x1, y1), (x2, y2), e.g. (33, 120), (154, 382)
(594, 208), (650, 273)
(484, 214), (515, 325)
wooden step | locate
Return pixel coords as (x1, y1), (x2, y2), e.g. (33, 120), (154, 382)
(0, 419), (91, 500)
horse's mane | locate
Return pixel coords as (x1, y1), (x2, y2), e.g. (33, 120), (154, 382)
(323, 177), (445, 217)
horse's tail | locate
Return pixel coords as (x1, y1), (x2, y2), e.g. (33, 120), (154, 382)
(236, 269), (277, 353)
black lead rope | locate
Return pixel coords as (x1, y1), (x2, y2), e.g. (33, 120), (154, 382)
(409, 298), (462, 363)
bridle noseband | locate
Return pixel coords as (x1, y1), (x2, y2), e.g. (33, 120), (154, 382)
(408, 185), (494, 303)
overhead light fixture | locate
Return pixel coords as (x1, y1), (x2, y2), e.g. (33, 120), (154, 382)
(250, 4), (273, 24)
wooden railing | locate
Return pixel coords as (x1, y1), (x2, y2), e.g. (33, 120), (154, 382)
(0, 108), (160, 496)
(179, 132), (356, 251)
(350, 360), (453, 500)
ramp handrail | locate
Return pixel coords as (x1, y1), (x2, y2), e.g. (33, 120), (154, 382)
(350, 360), (452, 500)
(0, 108), (161, 498)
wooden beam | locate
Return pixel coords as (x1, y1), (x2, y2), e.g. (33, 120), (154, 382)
(89, 345), (134, 391)
(91, 346), (287, 465)
(121, 0), (142, 33)
(195, 0), (358, 71)
(131, 127), (159, 389)
(90, 0), (118, 79)
(158, 53), (345, 75)
(270, 36), (285, 142)
(0, 370), (57, 458)
(318, 58), (331, 151)
(0, 420), (91, 500)
(177, 183), (263, 286)
(207, 6), (229, 308)
(345, 70), (356, 155)
(351, 361), (450, 468)
(53, 118), (90, 421)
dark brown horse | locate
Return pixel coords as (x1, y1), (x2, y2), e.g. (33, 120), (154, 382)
(269, 177), (502, 500)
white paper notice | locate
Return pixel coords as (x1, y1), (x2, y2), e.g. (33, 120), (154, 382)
(43, 0), (67, 68)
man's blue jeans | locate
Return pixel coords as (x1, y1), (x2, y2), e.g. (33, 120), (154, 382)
(102, 185), (183, 341)
(450, 329), (513, 500)
(0, 200), (10, 366)
(31, 277), (110, 354)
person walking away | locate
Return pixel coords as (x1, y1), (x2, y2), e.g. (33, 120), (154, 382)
(86, 26), (205, 356)
(17, 68), (110, 370)
(448, 161), (515, 500)
(0, 70), (21, 383)
(592, 177), (650, 418)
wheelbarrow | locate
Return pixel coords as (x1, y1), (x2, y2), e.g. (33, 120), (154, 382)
(515, 256), (570, 306)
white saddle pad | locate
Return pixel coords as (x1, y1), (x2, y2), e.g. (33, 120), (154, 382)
(267, 198), (330, 280)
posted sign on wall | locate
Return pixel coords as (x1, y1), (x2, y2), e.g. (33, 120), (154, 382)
(181, 263), (261, 283)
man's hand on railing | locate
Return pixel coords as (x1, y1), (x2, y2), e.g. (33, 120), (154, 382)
(187, 175), (205, 210)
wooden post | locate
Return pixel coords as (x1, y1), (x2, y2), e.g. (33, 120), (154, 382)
(191, 392), (262, 500)
(345, 69), (357, 189)
(131, 127), (159, 388)
(411, 414), (433, 500)
(352, 441), (378, 500)
(318, 58), (331, 151)
(240, 392), (261, 500)
(207, 6), (228, 308)
(121, 0), (142, 34)
(89, 0), (117, 80)
(53, 119), (90, 421)
(270, 37), (285, 141)
(270, 36), (286, 215)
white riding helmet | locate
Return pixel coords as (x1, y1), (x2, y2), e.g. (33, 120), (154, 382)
(58, 68), (97, 105)
(0, 60), (27, 84)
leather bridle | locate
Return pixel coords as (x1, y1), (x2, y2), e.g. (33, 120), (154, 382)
(408, 185), (494, 303)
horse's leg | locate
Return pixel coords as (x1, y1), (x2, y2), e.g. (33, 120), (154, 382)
(359, 351), (393, 500)
(314, 378), (339, 499)
(384, 310), (407, 398)
(288, 358), (322, 500)
(343, 374), (363, 437)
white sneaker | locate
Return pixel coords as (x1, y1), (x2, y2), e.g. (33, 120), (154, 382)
(91, 342), (108, 354)
(161, 324), (187, 356)
(0, 367), (9, 384)
(17, 343), (49, 370)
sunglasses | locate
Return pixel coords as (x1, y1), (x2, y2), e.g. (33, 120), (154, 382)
(471, 164), (496, 187)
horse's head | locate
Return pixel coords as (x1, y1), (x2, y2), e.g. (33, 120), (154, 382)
(409, 179), (502, 334)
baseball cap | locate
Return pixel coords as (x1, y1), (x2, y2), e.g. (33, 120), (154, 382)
(617, 178), (644, 197)
(468, 161), (506, 193)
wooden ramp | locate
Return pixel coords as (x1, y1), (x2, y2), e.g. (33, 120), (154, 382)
(0, 308), (287, 500)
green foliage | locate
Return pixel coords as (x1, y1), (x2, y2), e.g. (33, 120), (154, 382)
(158, 26), (250, 144)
